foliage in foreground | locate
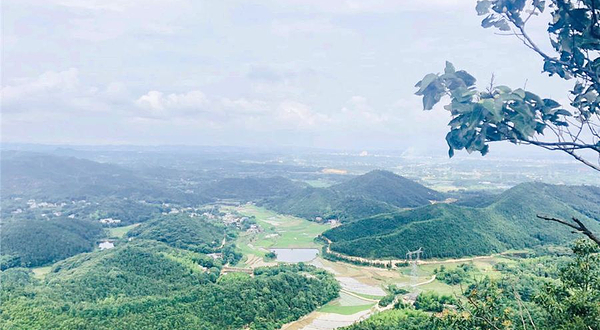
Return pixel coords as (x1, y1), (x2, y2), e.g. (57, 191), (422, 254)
(343, 239), (599, 330)
(0, 242), (340, 330)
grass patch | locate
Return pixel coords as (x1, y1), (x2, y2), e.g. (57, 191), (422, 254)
(318, 303), (374, 315)
(353, 292), (385, 300)
(304, 179), (335, 188)
(419, 280), (461, 296)
(234, 206), (329, 257)
(31, 266), (52, 279)
(107, 223), (140, 238)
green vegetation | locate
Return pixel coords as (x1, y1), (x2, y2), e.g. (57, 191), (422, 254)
(1, 218), (103, 268)
(0, 243), (340, 330)
(107, 223), (139, 238)
(264, 187), (396, 222)
(0, 151), (207, 205)
(416, 0), (600, 176)
(414, 292), (457, 313)
(127, 214), (226, 253)
(31, 266), (52, 279)
(235, 206), (328, 256)
(318, 304), (374, 315)
(331, 170), (442, 208)
(316, 291), (377, 315)
(341, 309), (433, 330)
(202, 176), (306, 201)
(304, 179), (335, 188)
(340, 239), (600, 330)
(264, 251), (277, 260)
(263, 170), (440, 221)
(378, 294), (395, 307)
(324, 182), (600, 259)
(434, 263), (475, 285)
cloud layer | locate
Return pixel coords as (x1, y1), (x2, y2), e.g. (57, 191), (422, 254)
(2, 0), (571, 151)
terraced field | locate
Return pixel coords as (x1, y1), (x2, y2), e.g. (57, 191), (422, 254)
(232, 205), (515, 330)
(234, 205), (329, 264)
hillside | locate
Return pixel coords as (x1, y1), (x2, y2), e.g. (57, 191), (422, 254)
(127, 214), (227, 253)
(264, 187), (397, 221)
(263, 170), (440, 221)
(331, 170), (443, 207)
(0, 241), (339, 330)
(0, 151), (208, 204)
(323, 182), (600, 259)
(1, 218), (103, 268)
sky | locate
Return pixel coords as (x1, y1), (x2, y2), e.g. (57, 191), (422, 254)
(1, 0), (576, 154)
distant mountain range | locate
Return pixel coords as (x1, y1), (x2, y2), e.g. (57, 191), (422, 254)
(323, 182), (600, 259)
(4, 151), (600, 264)
(0, 151), (208, 204)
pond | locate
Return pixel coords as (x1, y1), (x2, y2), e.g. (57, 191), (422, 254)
(270, 248), (319, 263)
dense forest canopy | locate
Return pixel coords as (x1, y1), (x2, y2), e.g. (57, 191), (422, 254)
(263, 170), (439, 221)
(0, 242), (340, 330)
(1, 217), (103, 268)
(324, 182), (600, 259)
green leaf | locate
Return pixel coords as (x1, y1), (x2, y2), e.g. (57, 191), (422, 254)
(476, 1), (492, 15)
(423, 91), (441, 110)
(495, 85), (512, 93)
(554, 109), (572, 116)
(480, 144), (489, 156)
(533, 0), (545, 13)
(496, 19), (511, 31)
(482, 15), (496, 28)
(512, 88), (526, 99)
(455, 70), (477, 87)
(481, 99), (501, 121)
(415, 73), (438, 95)
(543, 98), (561, 108)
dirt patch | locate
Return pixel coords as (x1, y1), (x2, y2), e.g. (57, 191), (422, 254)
(281, 310), (373, 330)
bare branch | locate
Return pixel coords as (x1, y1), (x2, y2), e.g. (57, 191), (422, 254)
(537, 215), (600, 246)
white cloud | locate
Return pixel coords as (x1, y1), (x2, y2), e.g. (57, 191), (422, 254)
(53, 0), (172, 12)
(2, 68), (79, 106)
(221, 98), (269, 115)
(258, 0), (470, 14)
(271, 18), (352, 37)
(277, 101), (330, 128)
(135, 90), (209, 118)
(1, 68), (133, 125)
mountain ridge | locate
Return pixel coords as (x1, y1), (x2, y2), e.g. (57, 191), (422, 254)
(323, 182), (600, 259)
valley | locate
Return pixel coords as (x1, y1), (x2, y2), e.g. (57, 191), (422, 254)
(225, 204), (524, 330)
(1, 149), (599, 330)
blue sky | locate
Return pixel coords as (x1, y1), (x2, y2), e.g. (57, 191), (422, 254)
(2, 0), (574, 153)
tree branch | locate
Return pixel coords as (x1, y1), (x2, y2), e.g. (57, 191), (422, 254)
(537, 215), (600, 246)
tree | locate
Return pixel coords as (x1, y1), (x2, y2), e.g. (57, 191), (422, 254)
(536, 239), (600, 329)
(416, 0), (600, 245)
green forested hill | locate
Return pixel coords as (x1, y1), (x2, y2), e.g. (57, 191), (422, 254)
(126, 214), (226, 253)
(44, 241), (219, 302)
(0, 241), (339, 330)
(263, 170), (439, 221)
(1, 218), (103, 268)
(331, 170), (443, 207)
(324, 183), (600, 259)
(263, 187), (398, 221)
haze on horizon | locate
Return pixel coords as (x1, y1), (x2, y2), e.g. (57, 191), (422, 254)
(1, 0), (575, 157)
